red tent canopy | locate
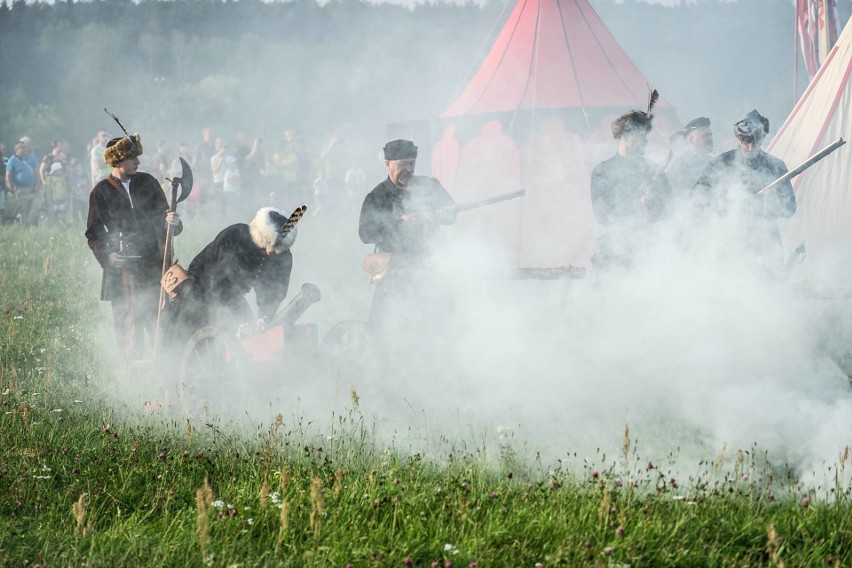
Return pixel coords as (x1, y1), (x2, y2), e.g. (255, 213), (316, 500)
(441, 0), (668, 117)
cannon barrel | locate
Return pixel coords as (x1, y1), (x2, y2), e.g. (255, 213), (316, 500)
(274, 283), (321, 326)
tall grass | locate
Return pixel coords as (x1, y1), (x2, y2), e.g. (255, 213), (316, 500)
(1, 224), (851, 567)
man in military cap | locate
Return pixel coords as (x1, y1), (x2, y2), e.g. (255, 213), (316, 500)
(668, 117), (714, 195)
(693, 109), (795, 274)
(359, 139), (455, 331)
(85, 133), (182, 362)
(590, 102), (673, 272)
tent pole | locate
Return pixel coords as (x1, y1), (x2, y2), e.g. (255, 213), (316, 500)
(793, 0), (800, 104)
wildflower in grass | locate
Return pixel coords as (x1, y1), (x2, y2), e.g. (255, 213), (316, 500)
(157, 453), (166, 460)
(591, 471), (599, 479)
(535, 564), (544, 568)
(404, 557), (414, 566)
(604, 546), (614, 555)
(212, 500), (225, 509)
(801, 496), (810, 508)
(443, 544), (459, 555)
(436, 486), (443, 494)
(488, 492), (498, 499)
(616, 525), (625, 537)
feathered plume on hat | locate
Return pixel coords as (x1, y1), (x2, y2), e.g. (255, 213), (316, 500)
(104, 134), (143, 167)
(612, 89), (658, 139)
(102, 109), (143, 167)
(249, 207), (297, 253)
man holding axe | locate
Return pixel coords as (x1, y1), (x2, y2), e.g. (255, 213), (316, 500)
(85, 127), (182, 363)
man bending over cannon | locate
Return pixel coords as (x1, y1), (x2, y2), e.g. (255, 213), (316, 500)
(168, 206), (299, 344)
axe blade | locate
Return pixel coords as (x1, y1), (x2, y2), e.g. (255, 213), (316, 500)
(174, 157), (194, 204)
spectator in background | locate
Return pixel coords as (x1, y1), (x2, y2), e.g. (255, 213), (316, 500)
(192, 126), (215, 214)
(169, 142), (191, 179)
(272, 129), (309, 204)
(210, 138), (229, 215)
(222, 155), (241, 217)
(19, 137), (42, 192)
(6, 141), (41, 224)
(149, 138), (171, 185)
(68, 158), (89, 223)
(39, 139), (71, 221)
(0, 144), (7, 219)
(90, 129), (111, 185)
(235, 131), (264, 214)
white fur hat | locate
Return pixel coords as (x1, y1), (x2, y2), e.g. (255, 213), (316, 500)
(249, 207), (297, 253)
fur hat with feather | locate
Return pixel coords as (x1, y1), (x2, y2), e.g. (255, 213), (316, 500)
(104, 134), (143, 167)
(249, 207), (297, 253)
(611, 89), (659, 139)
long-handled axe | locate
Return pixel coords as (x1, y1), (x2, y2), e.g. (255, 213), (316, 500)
(154, 157), (193, 358)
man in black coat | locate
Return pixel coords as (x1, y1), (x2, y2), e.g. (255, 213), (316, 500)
(359, 139), (454, 331)
(85, 133), (182, 361)
(693, 109), (796, 274)
(590, 109), (673, 272)
(171, 207), (296, 342)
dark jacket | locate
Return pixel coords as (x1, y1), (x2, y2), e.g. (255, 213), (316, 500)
(85, 172), (181, 300)
(358, 175), (453, 258)
(590, 154), (673, 226)
(188, 223), (292, 321)
(693, 149), (796, 219)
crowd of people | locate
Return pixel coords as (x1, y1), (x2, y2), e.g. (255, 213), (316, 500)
(1, 126), (372, 227)
(3, 101), (798, 369)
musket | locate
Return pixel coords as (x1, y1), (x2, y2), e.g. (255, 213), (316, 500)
(406, 189), (526, 218)
(758, 137), (846, 196)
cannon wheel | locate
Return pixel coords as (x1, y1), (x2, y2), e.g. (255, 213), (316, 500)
(178, 326), (245, 417)
(321, 319), (370, 370)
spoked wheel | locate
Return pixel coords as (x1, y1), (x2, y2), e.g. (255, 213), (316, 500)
(179, 326), (245, 418)
(321, 319), (370, 372)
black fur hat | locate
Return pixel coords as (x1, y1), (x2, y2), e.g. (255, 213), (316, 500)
(734, 110), (770, 143)
(383, 139), (418, 160)
(611, 89), (659, 139)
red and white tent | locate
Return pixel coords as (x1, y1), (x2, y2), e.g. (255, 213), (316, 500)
(768, 17), (852, 276)
(441, 0), (669, 117)
(436, 0), (671, 269)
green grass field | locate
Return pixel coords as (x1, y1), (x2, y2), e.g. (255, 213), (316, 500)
(2, 223), (852, 568)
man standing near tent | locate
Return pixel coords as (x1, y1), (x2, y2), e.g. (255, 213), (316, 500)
(590, 98), (673, 273)
(693, 109), (795, 275)
(86, 132), (182, 363)
(668, 117), (714, 195)
(359, 139), (455, 334)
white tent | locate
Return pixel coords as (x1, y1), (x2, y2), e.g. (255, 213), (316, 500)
(768, 17), (852, 277)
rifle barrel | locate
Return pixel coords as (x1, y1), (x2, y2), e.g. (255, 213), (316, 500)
(449, 189), (526, 213)
(760, 137), (846, 194)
